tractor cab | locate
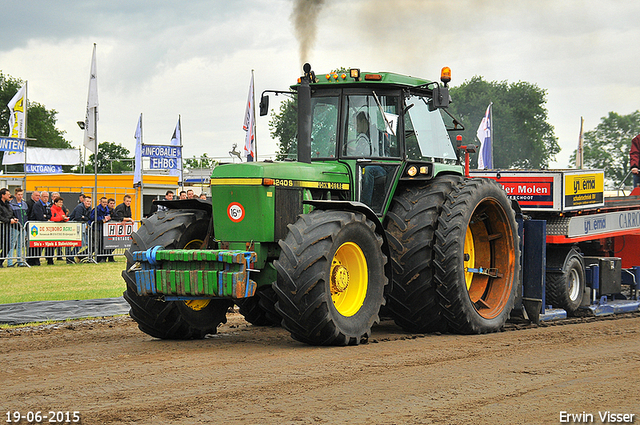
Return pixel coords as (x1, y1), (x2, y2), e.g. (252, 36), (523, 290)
(261, 64), (462, 215)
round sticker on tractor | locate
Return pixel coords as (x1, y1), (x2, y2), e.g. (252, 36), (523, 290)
(227, 202), (245, 223)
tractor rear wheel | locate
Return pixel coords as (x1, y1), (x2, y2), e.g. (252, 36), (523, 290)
(384, 175), (462, 333)
(274, 210), (387, 346)
(235, 285), (281, 326)
(122, 209), (232, 339)
(434, 178), (520, 334)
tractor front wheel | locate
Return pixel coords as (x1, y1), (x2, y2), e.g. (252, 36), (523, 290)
(274, 210), (387, 345)
(122, 209), (232, 339)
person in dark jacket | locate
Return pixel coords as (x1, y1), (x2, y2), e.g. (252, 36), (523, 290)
(25, 191), (40, 265)
(8, 187), (29, 267)
(0, 188), (19, 267)
(30, 190), (53, 264)
(0, 188), (18, 266)
(67, 196), (92, 263)
(113, 195), (134, 223)
(631, 134), (640, 188)
(89, 197), (111, 262)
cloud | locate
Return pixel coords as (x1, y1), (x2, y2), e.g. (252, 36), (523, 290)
(1, 0), (640, 167)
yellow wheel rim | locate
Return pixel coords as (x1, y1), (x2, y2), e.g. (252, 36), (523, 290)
(182, 238), (209, 311)
(464, 200), (516, 319)
(184, 299), (211, 311)
(330, 242), (368, 317)
(464, 226), (475, 290)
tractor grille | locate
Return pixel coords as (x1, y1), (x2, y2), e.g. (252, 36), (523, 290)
(275, 187), (303, 240)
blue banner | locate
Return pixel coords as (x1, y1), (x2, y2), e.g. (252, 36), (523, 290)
(0, 137), (26, 153)
(25, 164), (63, 174)
(141, 144), (181, 158)
(149, 157), (179, 169)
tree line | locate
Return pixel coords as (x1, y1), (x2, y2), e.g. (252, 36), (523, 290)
(267, 71), (639, 187)
(3, 69), (638, 185)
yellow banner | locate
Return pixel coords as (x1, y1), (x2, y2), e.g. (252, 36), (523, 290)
(564, 171), (604, 208)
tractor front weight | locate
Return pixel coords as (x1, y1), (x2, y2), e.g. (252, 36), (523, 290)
(130, 246), (258, 300)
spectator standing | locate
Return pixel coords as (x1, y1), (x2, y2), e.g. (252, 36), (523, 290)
(26, 190), (40, 217)
(50, 192), (68, 261)
(8, 188), (29, 267)
(25, 191), (40, 265)
(631, 134), (640, 188)
(0, 188), (19, 267)
(50, 197), (70, 263)
(152, 190), (174, 214)
(31, 190), (53, 265)
(68, 195), (92, 263)
(105, 198), (117, 262)
(50, 197), (69, 222)
(114, 195), (134, 223)
(187, 189), (194, 199)
(199, 193), (207, 200)
(89, 197), (111, 262)
(179, 190), (187, 200)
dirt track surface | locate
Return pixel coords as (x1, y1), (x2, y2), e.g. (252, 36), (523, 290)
(2, 313), (640, 425)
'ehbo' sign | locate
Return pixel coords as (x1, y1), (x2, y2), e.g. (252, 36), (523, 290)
(103, 222), (139, 250)
(141, 144), (181, 170)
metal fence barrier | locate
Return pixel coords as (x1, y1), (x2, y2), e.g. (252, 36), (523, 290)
(0, 221), (132, 266)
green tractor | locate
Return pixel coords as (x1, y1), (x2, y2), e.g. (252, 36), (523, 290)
(122, 64), (520, 345)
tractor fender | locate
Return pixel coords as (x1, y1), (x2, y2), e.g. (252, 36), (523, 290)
(546, 245), (584, 272)
(304, 199), (393, 291)
(154, 198), (212, 214)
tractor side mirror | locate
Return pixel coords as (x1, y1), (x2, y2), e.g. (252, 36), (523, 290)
(431, 85), (450, 109)
(259, 94), (269, 116)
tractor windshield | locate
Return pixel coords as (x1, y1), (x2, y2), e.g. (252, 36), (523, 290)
(405, 95), (457, 161)
(311, 95), (339, 159)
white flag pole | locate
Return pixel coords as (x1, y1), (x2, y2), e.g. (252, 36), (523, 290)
(252, 69), (257, 161)
(23, 81), (28, 190)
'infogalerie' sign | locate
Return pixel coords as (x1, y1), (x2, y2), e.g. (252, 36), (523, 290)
(29, 222), (83, 247)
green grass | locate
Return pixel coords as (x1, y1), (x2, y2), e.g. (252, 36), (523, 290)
(0, 258), (126, 304)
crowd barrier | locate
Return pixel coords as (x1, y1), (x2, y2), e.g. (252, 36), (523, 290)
(0, 221), (136, 266)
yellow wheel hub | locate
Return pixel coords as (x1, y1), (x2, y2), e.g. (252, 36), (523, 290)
(184, 299), (210, 311)
(182, 238), (209, 311)
(330, 242), (368, 317)
(331, 263), (350, 293)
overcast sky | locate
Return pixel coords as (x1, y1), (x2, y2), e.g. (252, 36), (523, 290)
(2, 0), (639, 167)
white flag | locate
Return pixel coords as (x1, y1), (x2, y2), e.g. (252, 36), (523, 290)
(476, 103), (492, 169)
(7, 84), (27, 138)
(169, 116), (182, 179)
(83, 44), (99, 153)
(243, 73), (255, 161)
(134, 114), (142, 186)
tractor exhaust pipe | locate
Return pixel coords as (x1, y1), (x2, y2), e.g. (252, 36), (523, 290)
(297, 63), (313, 164)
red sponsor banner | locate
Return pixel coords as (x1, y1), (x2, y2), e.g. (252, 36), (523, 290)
(490, 176), (554, 208)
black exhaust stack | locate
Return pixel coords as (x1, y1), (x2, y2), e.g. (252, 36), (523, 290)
(297, 63), (313, 164)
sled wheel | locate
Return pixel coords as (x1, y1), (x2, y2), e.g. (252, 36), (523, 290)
(274, 210), (387, 346)
(546, 249), (585, 314)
